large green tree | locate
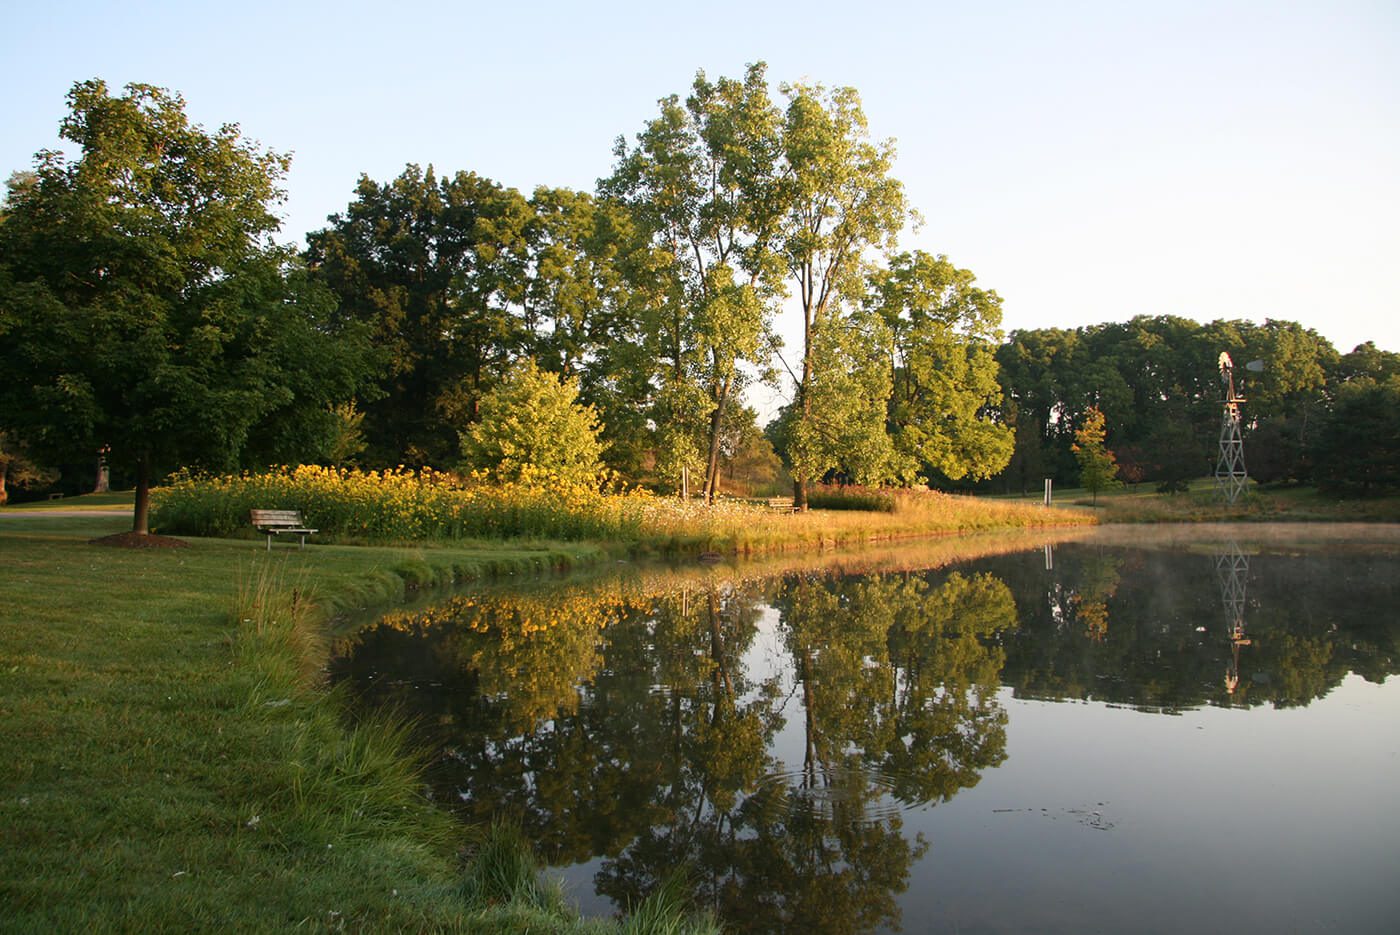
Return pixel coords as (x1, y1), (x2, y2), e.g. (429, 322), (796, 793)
(0, 80), (371, 535)
(305, 166), (533, 467)
(866, 251), (1013, 484)
(307, 168), (634, 471)
(779, 81), (909, 508)
(603, 64), (785, 501)
(1309, 375), (1400, 495)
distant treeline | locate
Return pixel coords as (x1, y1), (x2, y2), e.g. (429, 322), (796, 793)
(993, 318), (1400, 495)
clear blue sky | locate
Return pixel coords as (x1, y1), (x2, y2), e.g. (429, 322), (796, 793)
(5, 0), (1397, 365)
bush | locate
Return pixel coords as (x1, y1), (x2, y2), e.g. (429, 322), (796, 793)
(460, 360), (604, 487)
(805, 484), (897, 512)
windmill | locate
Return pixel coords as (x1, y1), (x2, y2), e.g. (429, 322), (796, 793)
(1215, 353), (1263, 504)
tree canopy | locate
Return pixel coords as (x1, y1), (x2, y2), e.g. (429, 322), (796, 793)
(601, 64), (784, 501)
(0, 80), (375, 532)
(867, 251), (1013, 484)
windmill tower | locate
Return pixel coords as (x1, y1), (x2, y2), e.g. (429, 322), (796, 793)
(1215, 352), (1248, 504)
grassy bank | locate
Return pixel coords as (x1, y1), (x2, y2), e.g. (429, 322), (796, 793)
(991, 478), (1400, 524)
(0, 513), (715, 932)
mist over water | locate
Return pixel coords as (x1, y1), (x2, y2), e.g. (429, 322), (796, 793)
(332, 525), (1400, 933)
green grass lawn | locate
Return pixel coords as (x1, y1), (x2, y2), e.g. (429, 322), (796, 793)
(0, 514), (717, 932)
(2, 490), (134, 511)
(987, 477), (1400, 523)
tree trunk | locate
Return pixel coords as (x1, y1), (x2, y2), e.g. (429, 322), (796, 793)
(703, 377), (731, 505)
(132, 451), (152, 535)
(0, 462), (8, 506)
(800, 649), (819, 787)
(708, 590), (733, 703)
(793, 305), (814, 512)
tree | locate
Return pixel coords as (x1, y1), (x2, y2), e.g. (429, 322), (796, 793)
(602, 64), (785, 502)
(0, 431), (56, 505)
(459, 358), (604, 487)
(1332, 341), (1400, 384)
(1072, 406), (1120, 504)
(305, 166), (534, 467)
(779, 81), (909, 508)
(717, 403), (785, 495)
(1309, 376), (1400, 495)
(995, 327), (1082, 483)
(787, 310), (899, 487)
(1143, 417), (1206, 493)
(0, 80), (373, 536)
(866, 251), (1013, 484)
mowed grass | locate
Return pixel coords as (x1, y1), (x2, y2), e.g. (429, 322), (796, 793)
(0, 514), (723, 932)
(989, 477), (1400, 523)
(1, 490), (134, 512)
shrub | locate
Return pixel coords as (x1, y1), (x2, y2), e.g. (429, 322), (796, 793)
(460, 360), (604, 488)
(805, 485), (897, 512)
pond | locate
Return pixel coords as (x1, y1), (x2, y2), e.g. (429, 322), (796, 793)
(330, 525), (1400, 933)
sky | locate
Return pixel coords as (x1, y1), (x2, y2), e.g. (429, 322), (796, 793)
(4, 0), (1397, 387)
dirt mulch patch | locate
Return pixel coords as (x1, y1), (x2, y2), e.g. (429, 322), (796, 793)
(89, 532), (190, 549)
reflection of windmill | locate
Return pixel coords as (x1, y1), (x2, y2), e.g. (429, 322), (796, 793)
(1214, 542), (1253, 694)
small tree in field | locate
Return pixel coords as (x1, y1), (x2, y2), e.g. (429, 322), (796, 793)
(1073, 406), (1120, 505)
(460, 359), (604, 487)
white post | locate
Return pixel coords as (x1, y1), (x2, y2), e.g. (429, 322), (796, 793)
(681, 465), (689, 501)
(1043, 478), (1053, 507)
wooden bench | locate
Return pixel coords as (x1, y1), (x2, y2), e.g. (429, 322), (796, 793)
(249, 509), (318, 551)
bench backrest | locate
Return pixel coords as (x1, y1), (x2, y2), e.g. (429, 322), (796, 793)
(250, 509), (305, 527)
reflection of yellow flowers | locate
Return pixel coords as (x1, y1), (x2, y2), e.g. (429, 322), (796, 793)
(340, 585), (658, 730)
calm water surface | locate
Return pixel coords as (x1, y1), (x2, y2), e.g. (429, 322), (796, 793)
(331, 525), (1400, 933)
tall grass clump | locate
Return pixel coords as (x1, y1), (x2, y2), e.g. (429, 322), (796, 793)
(806, 484), (897, 512)
(460, 821), (565, 913)
(231, 563), (455, 849)
(619, 875), (720, 935)
(233, 562), (326, 689)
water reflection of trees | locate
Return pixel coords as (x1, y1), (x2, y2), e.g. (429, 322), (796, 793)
(331, 541), (1400, 930)
(331, 567), (1019, 933)
(991, 545), (1400, 711)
